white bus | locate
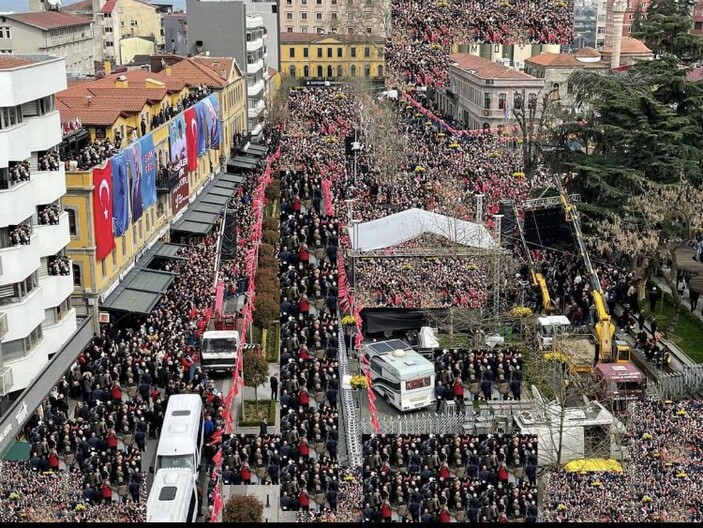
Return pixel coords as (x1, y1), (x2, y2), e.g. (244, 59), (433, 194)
(147, 469), (199, 523)
(364, 339), (436, 412)
(155, 394), (204, 476)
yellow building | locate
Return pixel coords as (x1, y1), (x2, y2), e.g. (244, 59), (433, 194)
(57, 66), (230, 326)
(119, 36), (157, 66)
(279, 33), (385, 81)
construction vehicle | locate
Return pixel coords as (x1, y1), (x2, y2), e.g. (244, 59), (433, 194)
(515, 203), (554, 314)
(536, 315), (597, 374)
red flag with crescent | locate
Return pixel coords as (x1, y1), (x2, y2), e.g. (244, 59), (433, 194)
(185, 107), (198, 172)
(93, 161), (115, 260)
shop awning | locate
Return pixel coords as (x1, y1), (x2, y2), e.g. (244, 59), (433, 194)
(153, 242), (188, 260)
(101, 268), (175, 314)
(243, 143), (268, 157)
(194, 202), (225, 215)
(220, 173), (246, 185)
(171, 220), (213, 236)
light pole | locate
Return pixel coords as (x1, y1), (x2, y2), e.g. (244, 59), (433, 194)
(475, 193), (484, 225)
(493, 214), (504, 325)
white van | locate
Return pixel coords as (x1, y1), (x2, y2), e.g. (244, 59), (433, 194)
(155, 394), (203, 476)
(200, 330), (239, 373)
(147, 468), (199, 523)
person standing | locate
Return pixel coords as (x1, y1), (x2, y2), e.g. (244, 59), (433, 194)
(270, 375), (279, 401)
(638, 310), (646, 332)
(259, 418), (268, 436)
(649, 287), (658, 312)
(435, 381), (444, 412)
(690, 288), (700, 312)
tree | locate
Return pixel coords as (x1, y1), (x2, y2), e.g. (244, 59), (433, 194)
(265, 75), (296, 129)
(631, 0), (703, 62)
(242, 347), (269, 411)
(223, 494), (264, 523)
(327, 0), (392, 40)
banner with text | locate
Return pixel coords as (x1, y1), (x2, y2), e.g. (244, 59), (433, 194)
(169, 114), (189, 215)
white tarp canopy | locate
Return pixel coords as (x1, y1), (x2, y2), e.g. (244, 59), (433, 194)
(348, 208), (496, 252)
(418, 326), (439, 349)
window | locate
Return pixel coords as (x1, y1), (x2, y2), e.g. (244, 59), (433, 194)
(301, 27), (308, 33)
(337, 65), (343, 76)
(286, 12), (293, 19)
(348, 12), (354, 21)
(377, 64), (383, 77)
(364, 64), (370, 77)
(316, 0), (322, 4)
(317, 65), (323, 77)
(101, 258), (107, 277)
(514, 93), (523, 110)
(302, 0), (307, 3)
(331, 12), (338, 21)
(0, 273), (38, 306)
(289, 47), (296, 58)
(0, 105), (22, 129)
(302, 12), (308, 19)
(350, 64), (356, 76)
(72, 264), (82, 287)
(317, 47), (323, 58)
(287, 27), (293, 32)
(3, 324), (43, 362)
(364, 47), (370, 57)
(304, 65), (310, 77)
(332, 0), (337, 3)
(498, 92), (506, 109)
(366, 27), (372, 34)
(528, 93), (537, 110)
(350, 47), (356, 58)
(337, 47), (343, 57)
(696, 21), (703, 30)
(286, 0), (292, 3)
(484, 92), (491, 110)
(327, 65), (333, 77)
(347, 27), (353, 34)
(303, 47), (309, 57)
(317, 27), (324, 33)
(316, 12), (323, 20)
(67, 209), (77, 236)
(289, 65), (296, 77)
(0, 27), (11, 39)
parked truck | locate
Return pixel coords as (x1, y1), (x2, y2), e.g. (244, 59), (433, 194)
(537, 315), (597, 374)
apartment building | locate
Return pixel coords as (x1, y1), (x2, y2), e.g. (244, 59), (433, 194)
(450, 43), (562, 71)
(0, 55), (77, 397)
(434, 54), (544, 132)
(0, 11), (96, 75)
(280, 0), (390, 38)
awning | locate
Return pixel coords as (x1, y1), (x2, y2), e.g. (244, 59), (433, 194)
(193, 202), (225, 215)
(228, 159), (257, 171)
(220, 173), (246, 185)
(243, 144), (268, 157)
(139, 241), (188, 267)
(236, 154), (260, 166)
(200, 193), (230, 206)
(102, 268), (175, 314)
(172, 220), (213, 235)
(3, 440), (30, 461)
(172, 170), (240, 235)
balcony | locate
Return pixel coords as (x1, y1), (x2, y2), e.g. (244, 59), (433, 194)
(32, 165), (67, 206)
(39, 273), (74, 309)
(22, 110), (63, 154)
(33, 212), (70, 258)
(247, 59), (264, 75)
(41, 307), (77, 355)
(0, 179), (36, 228)
(0, 123), (31, 168)
(246, 37), (264, 53)
(0, 234), (40, 287)
(248, 99), (266, 120)
(246, 15), (264, 29)
(2, 288), (45, 342)
(248, 79), (265, 98)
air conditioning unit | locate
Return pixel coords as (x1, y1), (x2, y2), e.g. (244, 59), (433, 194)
(0, 312), (7, 338)
(0, 367), (13, 396)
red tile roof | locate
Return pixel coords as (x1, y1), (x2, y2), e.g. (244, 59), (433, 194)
(524, 52), (581, 68)
(62, 0), (94, 12)
(601, 37), (653, 55)
(167, 57), (235, 87)
(4, 11), (92, 30)
(0, 56), (33, 69)
(101, 0), (118, 14)
(58, 95), (150, 113)
(56, 101), (126, 127)
(84, 86), (169, 101)
(91, 68), (187, 93)
(449, 53), (536, 80)
(279, 32), (385, 45)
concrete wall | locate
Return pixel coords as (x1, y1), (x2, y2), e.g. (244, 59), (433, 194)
(186, 0), (247, 71)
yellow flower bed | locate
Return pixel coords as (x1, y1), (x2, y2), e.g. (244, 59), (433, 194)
(341, 314), (358, 326)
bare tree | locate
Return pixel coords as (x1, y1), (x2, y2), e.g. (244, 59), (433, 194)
(265, 75), (297, 129)
(326, 0), (392, 40)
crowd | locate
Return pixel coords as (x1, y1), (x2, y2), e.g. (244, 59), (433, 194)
(218, 435), (282, 486)
(146, 84), (214, 133)
(9, 223), (31, 245)
(64, 139), (118, 172)
(39, 150), (62, 171)
(361, 433), (540, 522)
(38, 204), (62, 226)
(387, 0), (574, 88)
(9, 160), (31, 185)
(543, 399), (703, 522)
(49, 255), (72, 276)
(354, 256), (488, 308)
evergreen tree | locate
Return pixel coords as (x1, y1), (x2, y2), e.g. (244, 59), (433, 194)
(630, 0), (703, 61)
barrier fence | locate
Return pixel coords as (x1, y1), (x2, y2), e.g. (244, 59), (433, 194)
(650, 365), (703, 400)
(338, 319), (364, 467)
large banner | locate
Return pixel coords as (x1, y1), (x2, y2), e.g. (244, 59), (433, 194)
(140, 134), (157, 210)
(203, 93), (221, 150)
(184, 106), (199, 172)
(196, 101), (208, 156)
(93, 161), (115, 260)
(169, 114), (189, 215)
(126, 140), (143, 222)
(111, 152), (129, 237)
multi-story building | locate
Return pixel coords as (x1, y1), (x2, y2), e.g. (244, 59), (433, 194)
(434, 54), (544, 132)
(693, 0), (703, 35)
(0, 54), (77, 396)
(595, 0), (608, 47)
(604, 0), (650, 47)
(186, 0), (271, 137)
(450, 43), (562, 71)
(280, 32), (385, 80)
(163, 12), (188, 55)
(0, 11), (96, 75)
(57, 66), (229, 324)
(280, 0), (390, 38)
(246, 0), (281, 72)
(63, 0), (163, 66)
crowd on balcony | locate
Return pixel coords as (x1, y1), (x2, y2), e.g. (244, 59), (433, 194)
(9, 160), (31, 185)
(64, 139), (118, 172)
(354, 256), (488, 309)
(387, 0), (574, 88)
(543, 399), (703, 522)
(38, 204), (62, 226)
(39, 150), (62, 172)
(48, 256), (71, 277)
(9, 224), (31, 246)
(361, 433), (540, 522)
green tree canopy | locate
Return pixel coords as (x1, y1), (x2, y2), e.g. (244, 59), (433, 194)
(631, 0), (703, 61)
(223, 494), (264, 523)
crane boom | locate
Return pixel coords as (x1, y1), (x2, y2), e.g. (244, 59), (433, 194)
(514, 203), (553, 313)
(554, 175), (615, 363)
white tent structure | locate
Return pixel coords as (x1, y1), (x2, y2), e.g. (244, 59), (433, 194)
(347, 208), (496, 252)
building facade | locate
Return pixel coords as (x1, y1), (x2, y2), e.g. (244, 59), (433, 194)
(693, 0), (703, 35)
(163, 12), (188, 55)
(604, 0), (650, 47)
(434, 54), (544, 132)
(57, 67), (227, 325)
(186, 0), (271, 137)
(0, 11), (96, 75)
(246, 0), (281, 72)
(450, 43), (562, 72)
(0, 55), (77, 396)
(279, 0), (390, 38)
(280, 32), (385, 81)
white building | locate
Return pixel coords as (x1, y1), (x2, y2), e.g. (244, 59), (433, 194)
(246, 13), (267, 137)
(0, 55), (76, 397)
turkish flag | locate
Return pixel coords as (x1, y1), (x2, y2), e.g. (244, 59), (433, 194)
(93, 161), (115, 260)
(185, 107), (198, 172)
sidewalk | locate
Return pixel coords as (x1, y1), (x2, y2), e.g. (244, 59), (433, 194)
(230, 362), (280, 435)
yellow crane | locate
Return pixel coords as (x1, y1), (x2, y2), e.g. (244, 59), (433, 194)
(514, 202), (554, 314)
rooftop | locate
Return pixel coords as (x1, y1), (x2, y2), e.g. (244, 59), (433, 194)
(525, 52), (581, 68)
(449, 53), (537, 80)
(279, 32), (385, 45)
(601, 37), (653, 55)
(4, 11), (92, 30)
(0, 54), (61, 70)
(0, 56), (32, 69)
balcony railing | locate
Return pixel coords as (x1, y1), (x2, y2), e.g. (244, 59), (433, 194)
(37, 204), (62, 226)
(9, 224), (32, 246)
(48, 256), (71, 277)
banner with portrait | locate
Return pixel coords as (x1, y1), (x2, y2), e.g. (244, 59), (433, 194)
(169, 114), (189, 215)
(196, 100), (208, 156)
(203, 93), (221, 150)
(140, 134), (157, 210)
(126, 140), (143, 222)
(111, 152), (129, 237)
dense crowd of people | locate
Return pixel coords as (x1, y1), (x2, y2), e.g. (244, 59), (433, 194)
(38, 204), (62, 226)
(361, 433), (540, 522)
(543, 399), (703, 522)
(8, 160), (31, 185)
(9, 223), (31, 245)
(49, 255), (72, 276)
(218, 435), (282, 486)
(39, 150), (62, 172)
(387, 0), (574, 88)
(64, 139), (118, 172)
